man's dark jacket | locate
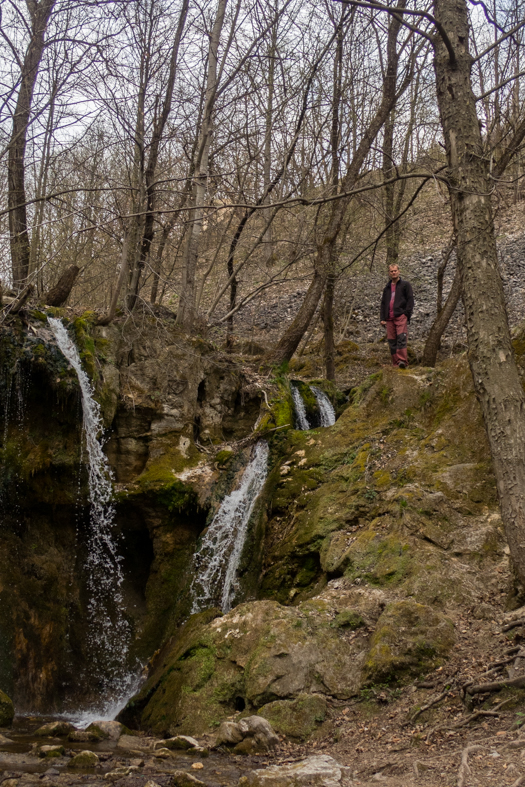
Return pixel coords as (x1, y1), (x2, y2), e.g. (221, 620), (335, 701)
(380, 277), (414, 323)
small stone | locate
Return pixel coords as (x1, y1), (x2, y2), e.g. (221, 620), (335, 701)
(2, 779), (18, 787)
(191, 763), (203, 769)
(68, 751), (99, 769)
(160, 735), (200, 750)
(153, 748), (172, 759)
(0, 733), (13, 744)
(168, 771), (205, 787)
(104, 765), (139, 781)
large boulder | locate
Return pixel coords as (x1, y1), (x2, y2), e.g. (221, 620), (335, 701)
(239, 755), (352, 787)
(215, 715), (278, 754)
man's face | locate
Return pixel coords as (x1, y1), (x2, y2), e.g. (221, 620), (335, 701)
(389, 266), (400, 281)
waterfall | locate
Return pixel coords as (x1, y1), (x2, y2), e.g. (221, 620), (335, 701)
(48, 318), (135, 716)
(291, 385), (311, 430)
(311, 386), (336, 427)
(191, 441), (269, 614)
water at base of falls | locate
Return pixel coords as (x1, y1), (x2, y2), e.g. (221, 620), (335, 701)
(48, 318), (136, 718)
(191, 441), (269, 614)
(311, 385), (336, 427)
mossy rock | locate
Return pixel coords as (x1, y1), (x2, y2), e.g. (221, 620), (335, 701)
(258, 694), (328, 740)
(67, 750), (99, 769)
(120, 594), (370, 736)
(0, 690), (14, 726)
(365, 600), (455, 682)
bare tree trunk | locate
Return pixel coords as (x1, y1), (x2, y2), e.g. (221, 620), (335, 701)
(8, 0), (56, 289)
(262, 18), (278, 269)
(45, 266), (80, 307)
(323, 273), (336, 380)
(421, 264), (461, 366)
(177, 0), (228, 330)
(434, 0), (525, 586)
(323, 13), (344, 382)
(127, 0), (189, 310)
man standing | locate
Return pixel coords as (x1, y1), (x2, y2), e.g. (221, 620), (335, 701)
(380, 264), (414, 368)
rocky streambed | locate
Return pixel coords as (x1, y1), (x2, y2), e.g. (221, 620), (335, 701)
(0, 717), (357, 787)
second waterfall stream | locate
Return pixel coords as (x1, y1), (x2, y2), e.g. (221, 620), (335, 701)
(191, 441), (269, 613)
(48, 318), (136, 719)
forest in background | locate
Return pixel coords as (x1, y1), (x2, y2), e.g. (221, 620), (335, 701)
(1, 0), (523, 345)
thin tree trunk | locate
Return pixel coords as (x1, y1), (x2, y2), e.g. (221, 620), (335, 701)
(323, 273), (336, 380)
(127, 0), (189, 310)
(177, 0), (228, 331)
(434, 0), (525, 586)
(421, 264), (461, 366)
(323, 14), (344, 382)
(8, 0), (56, 289)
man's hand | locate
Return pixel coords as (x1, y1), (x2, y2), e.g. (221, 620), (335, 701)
(380, 320), (386, 326)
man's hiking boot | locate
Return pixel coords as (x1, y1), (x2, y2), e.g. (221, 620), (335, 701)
(398, 361), (407, 369)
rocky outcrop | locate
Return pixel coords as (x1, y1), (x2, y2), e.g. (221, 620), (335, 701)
(0, 310), (263, 711)
(119, 356), (511, 739)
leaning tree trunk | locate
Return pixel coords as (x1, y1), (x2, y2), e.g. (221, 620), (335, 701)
(421, 265), (461, 367)
(45, 265), (80, 307)
(434, 0), (525, 586)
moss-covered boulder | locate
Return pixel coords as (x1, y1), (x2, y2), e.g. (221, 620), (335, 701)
(365, 599), (455, 681)
(67, 750), (99, 769)
(122, 582), (441, 737)
(0, 690), (14, 727)
(35, 721), (74, 737)
(259, 695), (328, 741)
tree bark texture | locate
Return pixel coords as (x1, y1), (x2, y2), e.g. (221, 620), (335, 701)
(434, 0), (525, 585)
(8, 0), (56, 289)
(45, 265), (80, 307)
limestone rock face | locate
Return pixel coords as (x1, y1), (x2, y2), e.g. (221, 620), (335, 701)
(0, 690), (14, 727)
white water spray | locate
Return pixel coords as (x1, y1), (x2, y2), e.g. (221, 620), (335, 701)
(191, 441), (269, 613)
(311, 386), (336, 427)
(48, 318), (135, 717)
(291, 385), (311, 430)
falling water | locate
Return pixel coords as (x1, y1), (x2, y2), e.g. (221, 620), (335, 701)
(48, 318), (135, 716)
(291, 385), (311, 430)
(311, 386), (336, 427)
(191, 441), (269, 613)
